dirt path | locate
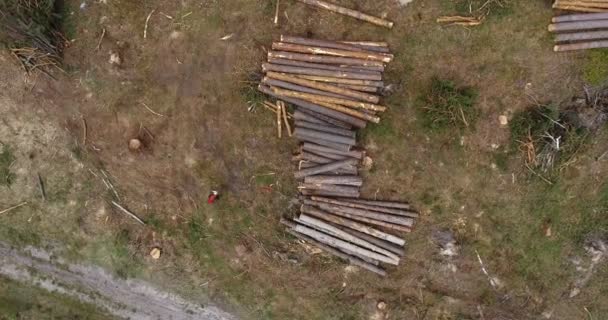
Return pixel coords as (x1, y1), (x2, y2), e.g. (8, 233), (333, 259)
(0, 242), (237, 320)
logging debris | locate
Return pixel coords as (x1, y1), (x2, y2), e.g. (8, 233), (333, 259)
(294, 0), (394, 29)
(255, 36), (418, 275)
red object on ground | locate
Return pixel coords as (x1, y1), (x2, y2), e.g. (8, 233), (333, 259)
(207, 191), (219, 204)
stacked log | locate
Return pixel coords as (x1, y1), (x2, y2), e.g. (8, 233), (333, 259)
(258, 36), (418, 276)
(554, 0), (608, 13)
(550, 9), (608, 51)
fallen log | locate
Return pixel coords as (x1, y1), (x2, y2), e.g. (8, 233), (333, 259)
(301, 205), (405, 245)
(304, 175), (363, 186)
(303, 149), (351, 161)
(268, 57), (385, 73)
(281, 219), (386, 276)
(299, 161), (358, 175)
(337, 225), (405, 256)
(262, 63), (382, 81)
(296, 75), (384, 87)
(299, 189), (360, 198)
(297, 109), (353, 129)
(263, 77), (352, 100)
(297, 214), (400, 263)
(268, 51), (385, 67)
(292, 223), (397, 265)
(294, 110), (333, 126)
(299, 151), (338, 164)
(302, 142), (364, 159)
(271, 87), (386, 112)
(280, 35), (388, 55)
(272, 42), (392, 63)
(295, 0), (394, 29)
(294, 127), (357, 145)
(267, 72), (381, 103)
(548, 20), (608, 32)
(554, 40), (608, 51)
(259, 84), (367, 128)
(298, 183), (360, 195)
(341, 41), (388, 47)
(321, 208), (412, 232)
(295, 121), (356, 138)
(552, 12), (608, 23)
(554, 30), (608, 42)
(295, 134), (353, 151)
(553, 5), (607, 12)
(311, 196), (419, 218)
(294, 158), (359, 178)
(336, 198), (411, 210)
(346, 43), (390, 53)
(309, 201), (415, 227)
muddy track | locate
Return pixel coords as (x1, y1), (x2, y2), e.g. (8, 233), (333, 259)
(0, 242), (236, 320)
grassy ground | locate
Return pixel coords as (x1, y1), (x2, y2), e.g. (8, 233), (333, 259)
(0, 0), (607, 319)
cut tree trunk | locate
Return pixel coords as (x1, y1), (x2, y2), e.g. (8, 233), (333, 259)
(555, 30), (608, 42)
(308, 201), (415, 227)
(296, 74), (384, 87)
(311, 196), (418, 218)
(302, 142), (364, 159)
(304, 175), (363, 186)
(336, 198), (411, 210)
(294, 127), (357, 145)
(272, 42), (393, 63)
(554, 40), (608, 51)
(294, 159), (359, 178)
(262, 63), (382, 81)
(268, 57), (384, 73)
(337, 225), (405, 256)
(280, 35), (385, 54)
(295, 120), (356, 138)
(297, 109), (353, 129)
(263, 77), (352, 100)
(298, 183), (360, 195)
(299, 188), (360, 198)
(552, 12), (608, 23)
(548, 20), (608, 32)
(268, 51), (385, 67)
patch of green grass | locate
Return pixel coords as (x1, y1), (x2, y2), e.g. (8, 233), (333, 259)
(0, 276), (110, 319)
(419, 77), (479, 132)
(111, 229), (141, 279)
(0, 146), (15, 186)
(361, 119), (397, 141)
(0, 225), (42, 247)
(453, 0), (513, 19)
(584, 49), (608, 86)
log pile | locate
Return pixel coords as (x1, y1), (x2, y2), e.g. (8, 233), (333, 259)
(549, 12), (608, 51)
(258, 36), (418, 276)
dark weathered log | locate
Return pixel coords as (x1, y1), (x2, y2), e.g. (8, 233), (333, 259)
(305, 149), (351, 161)
(555, 30), (608, 42)
(294, 110), (331, 125)
(347, 43), (391, 53)
(319, 208), (412, 232)
(554, 40), (608, 51)
(336, 198), (411, 210)
(311, 196), (419, 218)
(297, 109), (352, 129)
(295, 134), (353, 151)
(311, 100), (381, 123)
(294, 127), (356, 145)
(304, 175), (362, 186)
(548, 20), (608, 32)
(302, 142), (364, 159)
(266, 72), (381, 103)
(552, 12), (608, 23)
(263, 63), (382, 81)
(341, 41), (388, 47)
(297, 214), (400, 263)
(294, 0), (394, 29)
(299, 161), (358, 175)
(269, 88), (386, 112)
(308, 201), (415, 227)
(299, 188), (360, 198)
(300, 151), (337, 164)
(258, 84), (367, 128)
(335, 83), (378, 93)
(298, 183), (360, 194)
(297, 75), (384, 87)
(294, 159), (359, 178)
(281, 219), (387, 276)
(301, 205), (405, 245)
(295, 120), (356, 138)
(272, 42), (393, 63)
(268, 57), (385, 73)
(268, 51), (385, 67)
(337, 226), (405, 256)
(263, 77), (352, 100)
(280, 35), (387, 55)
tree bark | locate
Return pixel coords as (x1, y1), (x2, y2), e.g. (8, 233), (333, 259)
(552, 12), (608, 23)
(259, 84), (367, 128)
(294, 110), (332, 126)
(268, 50), (385, 67)
(302, 142), (364, 159)
(297, 214), (400, 263)
(311, 196), (418, 218)
(281, 220), (386, 276)
(301, 205), (405, 245)
(268, 56), (384, 73)
(299, 188), (360, 198)
(295, 0), (394, 29)
(295, 120), (356, 138)
(304, 175), (363, 186)
(271, 86), (385, 113)
(337, 225), (405, 256)
(262, 63), (382, 81)
(272, 42), (392, 63)
(267, 72), (380, 103)
(294, 159), (359, 178)
(548, 20), (608, 32)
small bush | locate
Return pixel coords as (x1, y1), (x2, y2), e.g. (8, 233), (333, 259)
(420, 77), (479, 131)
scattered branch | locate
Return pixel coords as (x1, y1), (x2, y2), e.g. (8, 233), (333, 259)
(140, 102), (166, 117)
(111, 201), (145, 225)
(144, 9), (156, 39)
(0, 202), (28, 215)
